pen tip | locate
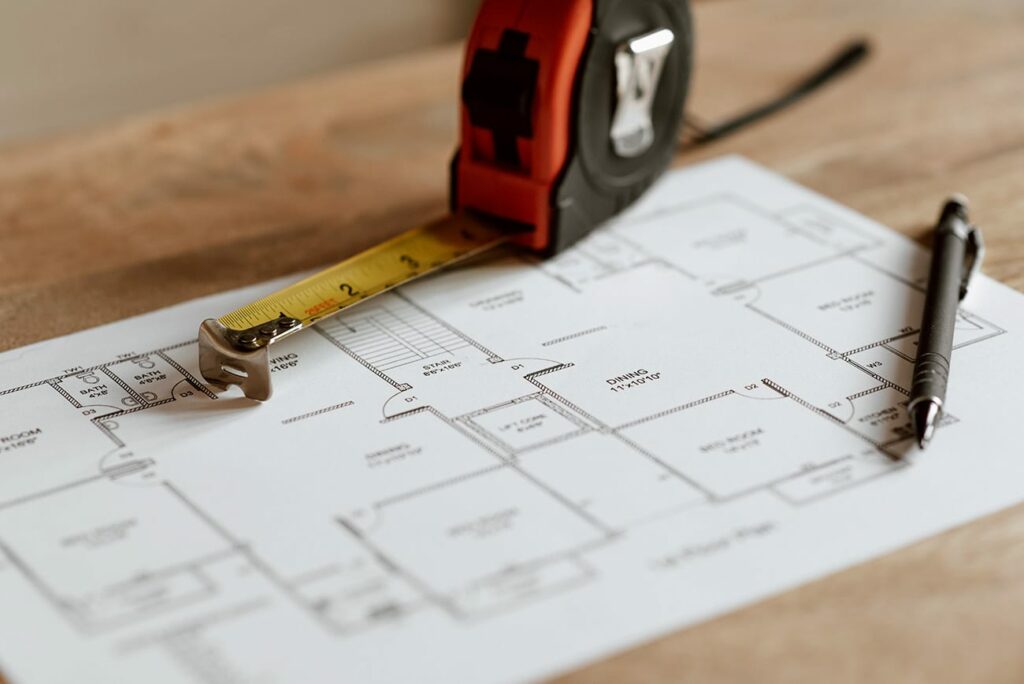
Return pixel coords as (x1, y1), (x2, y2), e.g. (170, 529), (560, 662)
(910, 400), (940, 450)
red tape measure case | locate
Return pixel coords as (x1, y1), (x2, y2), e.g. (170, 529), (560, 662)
(452, 0), (693, 254)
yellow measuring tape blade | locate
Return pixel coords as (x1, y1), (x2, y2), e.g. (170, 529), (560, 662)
(200, 211), (517, 401)
(217, 212), (511, 332)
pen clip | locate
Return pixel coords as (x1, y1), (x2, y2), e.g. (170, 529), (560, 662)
(959, 226), (984, 301)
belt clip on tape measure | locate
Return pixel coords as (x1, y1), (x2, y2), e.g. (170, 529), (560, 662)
(199, 0), (693, 401)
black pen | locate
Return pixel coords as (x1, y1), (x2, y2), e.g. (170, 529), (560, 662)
(908, 196), (984, 449)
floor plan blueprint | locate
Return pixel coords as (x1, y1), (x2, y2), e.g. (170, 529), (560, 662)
(2, 157), (1023, 683)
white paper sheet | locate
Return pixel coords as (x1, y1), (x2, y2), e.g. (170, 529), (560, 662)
(2, 156), (1022, 683)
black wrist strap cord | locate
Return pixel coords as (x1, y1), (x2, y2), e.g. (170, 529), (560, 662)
(682, 39), (871, 147)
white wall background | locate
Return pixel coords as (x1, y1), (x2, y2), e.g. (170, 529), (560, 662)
(0, 0), (478, 143)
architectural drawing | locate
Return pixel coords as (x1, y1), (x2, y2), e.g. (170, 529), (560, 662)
(1, 158), (1021, 684)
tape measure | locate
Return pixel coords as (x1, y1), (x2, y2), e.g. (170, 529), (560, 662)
(200, 0), (693, 400)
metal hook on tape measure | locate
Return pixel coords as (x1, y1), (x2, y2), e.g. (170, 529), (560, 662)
(198, 320), (280, 401)
(198, 314), (305, 401)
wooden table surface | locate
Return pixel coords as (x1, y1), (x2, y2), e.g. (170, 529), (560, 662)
(2, 0), (1024, 681)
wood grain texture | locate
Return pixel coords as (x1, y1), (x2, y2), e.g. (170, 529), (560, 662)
(1, 0), (1023, 682)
